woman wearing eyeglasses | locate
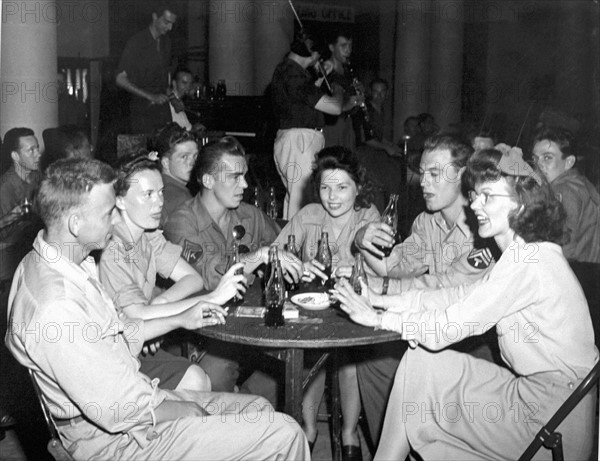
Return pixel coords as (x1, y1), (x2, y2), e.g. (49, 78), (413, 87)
(334, 147), (598, 460)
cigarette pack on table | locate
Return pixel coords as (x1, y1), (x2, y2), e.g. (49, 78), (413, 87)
(283, 301), (299, 319)
(233, 306), (266, 318)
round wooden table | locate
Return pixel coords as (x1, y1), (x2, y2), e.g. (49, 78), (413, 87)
(195, 286), (402, 460)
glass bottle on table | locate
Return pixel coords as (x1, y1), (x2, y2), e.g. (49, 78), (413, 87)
(349, 253), (368, 295)
(264, 255), (285, 327)
(263, 245), (278, 290)
(267, 186), (278, 219)
(284, 234), (299, 292)
(316, 231), (333, 289)
(374, 194), (400, 258)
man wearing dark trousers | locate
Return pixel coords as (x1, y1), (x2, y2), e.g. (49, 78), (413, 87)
(116, 4), (177, 134)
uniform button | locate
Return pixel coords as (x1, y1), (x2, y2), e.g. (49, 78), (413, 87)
(568, 382), (574, 389)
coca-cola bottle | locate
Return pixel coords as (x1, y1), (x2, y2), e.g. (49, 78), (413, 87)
(262, 245), (278, 290)
(264, 256), (285, 327)
(284, 234), (300, 292)
(316, 231), (333, 289)
(349, 253), (368, 295)
(374, 194), (400, 257)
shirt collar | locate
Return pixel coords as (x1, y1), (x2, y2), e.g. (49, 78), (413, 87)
(32, 230), (97, 288)
(432, 206), (470, 238)
(191, 196), (256, 244)
(191, 195), (216, 233)
(111, 220), (137, 252)
(162, 172), (188, 191)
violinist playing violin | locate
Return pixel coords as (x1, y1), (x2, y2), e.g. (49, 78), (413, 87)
(270, 29), (343, 219)
(168, 67), (207, 136)
(322, 29), (365, 150)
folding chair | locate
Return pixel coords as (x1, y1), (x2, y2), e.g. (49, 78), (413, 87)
(520, 261), (600, 461)
(519, 361), (600, 461)
(28, 370), (75, 461)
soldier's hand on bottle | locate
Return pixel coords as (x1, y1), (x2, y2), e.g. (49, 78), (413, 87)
(210, 263), (247, 305)
(302, 259), (328, 283)
(355, 222), (395, 258)
(181, 302), (227, 329)
(278, 249), (303, 284)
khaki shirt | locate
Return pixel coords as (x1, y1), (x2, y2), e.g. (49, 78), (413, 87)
(163, 196), (279, 290)
(5, 231), (166, 437)
(275, 203), (380, 268)
(99, 221), (182, 307)
(0, 166), (40, 216)
(386, 207), (497, 291)
(382, 242), (598, 379)
(160, 173), (192, 226)
(552, 168), (600, 263)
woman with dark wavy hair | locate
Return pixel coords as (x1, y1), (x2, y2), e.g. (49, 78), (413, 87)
(274, 145), (379, 458)
(334, 146), (598, 460)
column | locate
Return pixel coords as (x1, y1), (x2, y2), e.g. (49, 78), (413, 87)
(188, 0), (208, 81)
(208, 0), (254, 96)
(428, 0), (464, 131)
(253, 0), (293, 96)
(379, 1), (397, 140)
(555, 1), (593, 120)
(392, 0), (432, 141)
(1, 0), (58, 145)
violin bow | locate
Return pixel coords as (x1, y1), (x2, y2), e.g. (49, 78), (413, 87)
(287, 0), (333, 94)
(515, 101), (534, 147)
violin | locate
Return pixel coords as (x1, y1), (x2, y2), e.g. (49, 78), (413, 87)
(288, 0), (333, 94)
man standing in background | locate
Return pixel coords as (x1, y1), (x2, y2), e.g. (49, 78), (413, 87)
(271, 31), (342, 219)
(116, 4), (177, 134)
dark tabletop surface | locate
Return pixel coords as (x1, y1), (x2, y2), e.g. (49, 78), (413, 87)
(195, 279), (402, 349)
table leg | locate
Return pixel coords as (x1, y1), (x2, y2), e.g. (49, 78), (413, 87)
(331, 349), (342, 461)
(284, 348), (304, 424)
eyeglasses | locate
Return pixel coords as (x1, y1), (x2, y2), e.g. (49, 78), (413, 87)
(468, 190), (514, 205)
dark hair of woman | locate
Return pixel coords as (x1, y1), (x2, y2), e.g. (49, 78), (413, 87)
(311, 146), (375, 210)
(463, 148), (567, 245)
(113, 151), (161, 197)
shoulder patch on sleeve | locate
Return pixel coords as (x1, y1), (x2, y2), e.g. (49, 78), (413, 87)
(181, 240), (203, 265)
(467, 247), (493, 269)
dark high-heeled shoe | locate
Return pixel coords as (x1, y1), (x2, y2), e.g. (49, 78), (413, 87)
(341, 444), (362, 461)
(308, 432), (319, 454)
